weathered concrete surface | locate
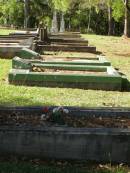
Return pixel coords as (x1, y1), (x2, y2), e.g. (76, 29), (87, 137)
(0, 107), (130, 163)
(0, 38), (35, 58)
(49, 38), (88, 44)
(16, 48), (40, 59)
(8, 67), (122, 91)
(10, 28), (39, 35)
(50, 42), (88, 46)
(0, 106), (130, 119)
(0, 126), (130, 163)
(12, 56), (110, 69)
(0, 35), (37, 39)
(0, 46), (30, 58)
(9, 33), (38, 37)
(39, 45), (96, 53)
(50, 33), (81, 38)
(9, 80), (122, 91)
(0, 40), (22, 43)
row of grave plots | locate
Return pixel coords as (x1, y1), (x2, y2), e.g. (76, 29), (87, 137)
(1, 29), (130, 164)
(4, 30), (129, 91)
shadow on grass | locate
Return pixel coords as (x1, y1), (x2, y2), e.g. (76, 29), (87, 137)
(0, 162), (126, 173)
(0, 97), (56, 107)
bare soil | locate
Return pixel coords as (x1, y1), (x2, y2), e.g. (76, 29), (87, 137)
(42, 52), (97, 58)
(32, 67), (106, 75)
(42, 57), (98, 62)
(65, 116), (130, 128)
(0, 113), (130, 128)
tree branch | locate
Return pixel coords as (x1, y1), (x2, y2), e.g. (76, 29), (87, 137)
(122, 0), (130, 12)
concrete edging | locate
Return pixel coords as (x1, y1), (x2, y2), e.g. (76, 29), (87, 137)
(0, 107), (130, 163)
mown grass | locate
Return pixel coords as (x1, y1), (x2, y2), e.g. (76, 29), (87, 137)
(82, 34), (130, 80)
(0, 28), (16, 35)
(0, 162), (128, 173)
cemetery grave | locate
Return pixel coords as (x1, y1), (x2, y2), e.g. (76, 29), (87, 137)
(7, 30), (129, 91)
(0, 38), (36, 58)
(0, 106), (130, 163)
(0, 28), (39, 58)
(14, 49), (111, 65)
(40, 44), (96, 53)
(1, 0), (130, 168)
(8, 48), (128, 91)
(8, 66), (126, 91)
(50, 32), (82, 38)
(9, 28), (39, 36)
(48, 37), (89, 44)
(0, 36), (37, 58)
(0, 29), (129, 164)
(38, 32), (96, 53)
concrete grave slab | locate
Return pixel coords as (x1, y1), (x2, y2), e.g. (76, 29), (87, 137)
(38, 44), (96, 53)
(0, 38), (35, 58)
(12, 56), (111, 68)
(0, 107), (130, 163)
(9, 66), (123, 91)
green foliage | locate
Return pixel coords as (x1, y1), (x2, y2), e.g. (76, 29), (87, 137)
(112, 0), (125, 22)
(79, 0), (101, 9)
(49, 0), (70, 12)
(42, 16), (52, 27)
(71, 17), (80, 28)
(0, 0), (127, 35)
(29, 0), (51, 27)
(0, 0), (24, 26)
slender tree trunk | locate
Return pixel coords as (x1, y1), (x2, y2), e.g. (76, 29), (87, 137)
(24, 0), (30, 29)
(124, 0), (130, 37)
(108, 6), (114, 35)
(87, 7), (91, 32)
(60, 12), (65, 32)
(51, 10), (58, 33)
(69, 17), (71, 31)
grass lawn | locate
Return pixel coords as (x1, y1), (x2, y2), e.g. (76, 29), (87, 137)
(0, 32), (130, 106)
(0, 161), (127, 173)
(82, 34), (130, 81)
(0, 28), (16, 35)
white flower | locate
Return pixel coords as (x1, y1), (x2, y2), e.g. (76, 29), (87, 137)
(41, 114), (46, 120)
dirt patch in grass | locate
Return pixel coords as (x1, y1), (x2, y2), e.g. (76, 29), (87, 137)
(114, 53), (130, 57)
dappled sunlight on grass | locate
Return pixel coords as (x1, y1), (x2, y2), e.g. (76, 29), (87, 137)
(83, 34), (130, 79)
(0, 83), (130, 107)
(0, 28), (16, 35)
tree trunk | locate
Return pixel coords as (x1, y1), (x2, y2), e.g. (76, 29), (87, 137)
(51, 10), (58, 33)
(69, 17), (71, 31)
(60, 12), (65, 33)
(124, 0), (130, 37)
(108, 6), (114, 35)
(24, 0), (30, 29)
(87, 7), (91, 32)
